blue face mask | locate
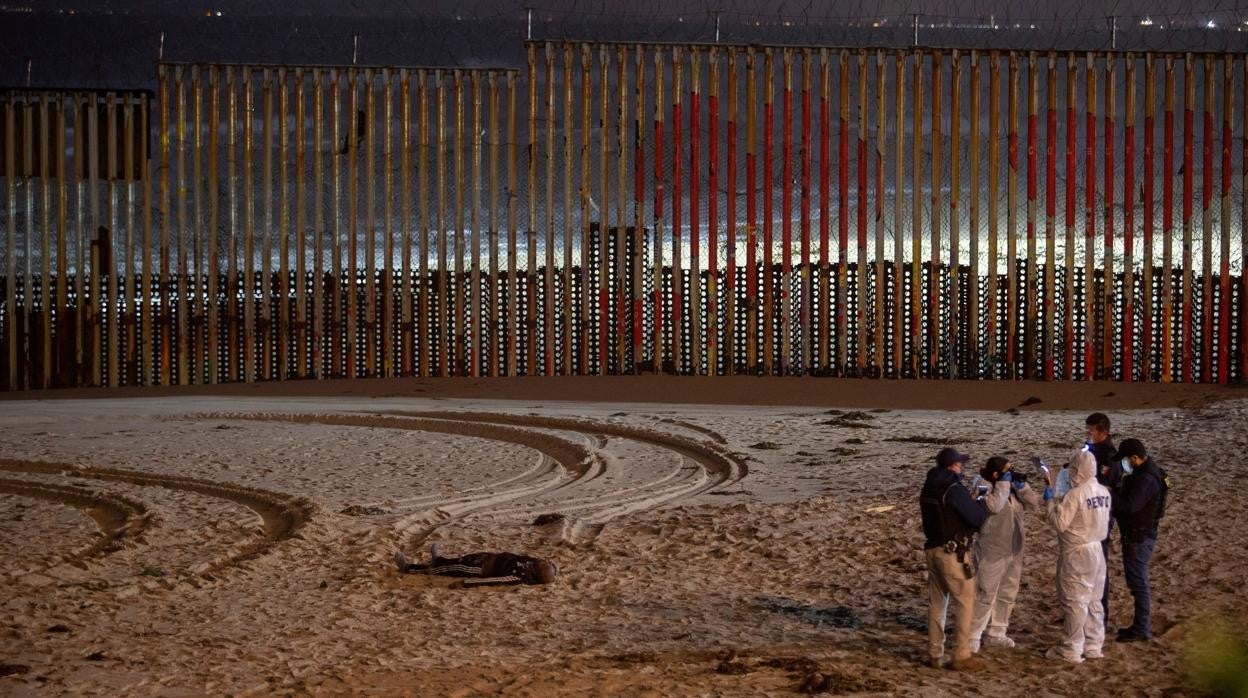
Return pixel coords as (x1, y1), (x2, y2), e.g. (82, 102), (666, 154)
(1121, 457), (1133, 475)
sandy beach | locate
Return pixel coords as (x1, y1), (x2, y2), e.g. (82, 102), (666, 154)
(1, 378), (1245, 695)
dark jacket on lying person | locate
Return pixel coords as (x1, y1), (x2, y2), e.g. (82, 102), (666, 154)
(398, 551), (559, 587)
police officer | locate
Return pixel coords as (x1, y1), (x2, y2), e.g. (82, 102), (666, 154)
(920, 447), (989, 671)
(1085, 412), (1120, 626)
(1112, 438), (1166, 642)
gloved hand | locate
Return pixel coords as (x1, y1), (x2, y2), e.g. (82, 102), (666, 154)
(1043, 487), (1054, 501)
(1000, 471), (1013, 483)
(1012, 479), (1025, 491)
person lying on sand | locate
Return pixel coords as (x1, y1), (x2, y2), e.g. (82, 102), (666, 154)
(393, 545), (559, 587)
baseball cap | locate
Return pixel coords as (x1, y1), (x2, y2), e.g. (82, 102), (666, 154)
(1116, 438), (1147, 460)
(936, 447), (972, 469)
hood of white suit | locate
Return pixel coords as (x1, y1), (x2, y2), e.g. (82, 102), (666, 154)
(1069, 448), (1096, 488)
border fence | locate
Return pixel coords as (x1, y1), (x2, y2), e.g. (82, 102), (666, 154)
(2, 44), (1246, 389)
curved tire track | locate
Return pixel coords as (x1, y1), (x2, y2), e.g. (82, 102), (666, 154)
(0, 457), (314, 576)
(379, 410), (748, 542)
(384, 410), (747, 484)
(652, 417), (729, 445)
(0, 476), (152, 565)
(194, 412), (603, 553)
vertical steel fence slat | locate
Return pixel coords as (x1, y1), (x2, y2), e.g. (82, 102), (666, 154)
(673, 46), (685, 375)
(949, 51), (962, 378)
(570, 44), (582, 375)
(469, 70), (482, 378)
(1084, 53), (1097, 381)
(780, 48), (793, 374)
(857, 51), (868, 376)
(875, 51), (887, 377)
(969, 52), (981, 378)
(616, 47), (629, 375)
(690, 47), (703, 375)
(1124, 55), (1137, 381)
(1044, 53), (1057, 381)
(1006, 52), (1018, 379)
(1183, 57), (1195, 383)
(633, 47), (646, 374)
(4, 98), (14, 390)
(1025, 52), (1038, 380)
(762, 48), (773, 375)
(931, 50), (943, 377)
(1219, 55), (1233, 384)
(839, 49), (850, 375)
(1104, 54), (1116, 379)
(1143, 57), (1156, 381)
(819, 48), (831, 374)
(708, 47), (720, 375)
(453, 70), (466, 378)
(1201, 55), (1214, 382)
(506, 71), (518, 377)
(653, 46), (666, 374)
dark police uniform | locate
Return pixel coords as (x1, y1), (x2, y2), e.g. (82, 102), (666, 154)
(920, 465), (988, 664)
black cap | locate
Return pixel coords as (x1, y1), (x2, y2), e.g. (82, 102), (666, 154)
(936, 447), (971, 468)
(1117, 438), (1147, 460)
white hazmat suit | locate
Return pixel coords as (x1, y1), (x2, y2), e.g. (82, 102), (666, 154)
(1045, 449), (1111, 662)
(969, 475), (1041, 651)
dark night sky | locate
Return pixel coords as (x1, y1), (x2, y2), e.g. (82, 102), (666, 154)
(10, 1), (1241, 19)
(3, 1), (1246, 88)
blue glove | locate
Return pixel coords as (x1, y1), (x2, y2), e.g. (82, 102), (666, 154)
(1043, 487), (1054, 501)
(1012, 479), (1025, 491)
(1000, 471), (1013, 483)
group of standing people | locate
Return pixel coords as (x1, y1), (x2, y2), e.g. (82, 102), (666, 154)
(921, 413), (1169, 671)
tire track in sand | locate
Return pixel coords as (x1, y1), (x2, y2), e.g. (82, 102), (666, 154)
(194, 412), (602, 554)
(0, 476), (152, 568)
(0, 457), (314, 576)
(379, 410), (748, 543)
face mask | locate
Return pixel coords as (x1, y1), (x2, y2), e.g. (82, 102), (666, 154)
(1120, 457), (1133, 475)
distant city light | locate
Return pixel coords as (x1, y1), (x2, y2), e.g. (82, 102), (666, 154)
(1139, 17), (1154, 26)
(1207, 19), (1217, 28)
